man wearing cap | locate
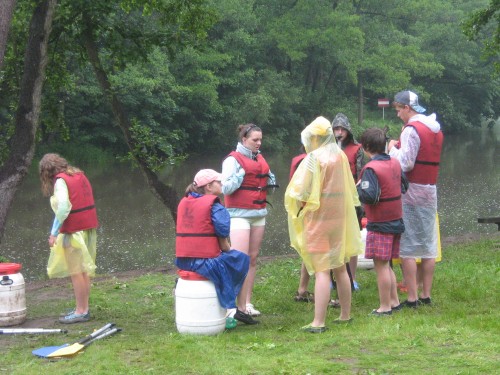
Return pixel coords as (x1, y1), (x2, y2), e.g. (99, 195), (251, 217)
(388, 90), (443, 308)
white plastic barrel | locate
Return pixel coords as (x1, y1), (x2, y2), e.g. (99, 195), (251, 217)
(175, 277), (226, 335)
(357, 228), (374, 270)
(0, 263), (27, 326)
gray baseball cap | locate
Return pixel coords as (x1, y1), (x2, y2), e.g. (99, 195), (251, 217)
(394, 91), (426, 113)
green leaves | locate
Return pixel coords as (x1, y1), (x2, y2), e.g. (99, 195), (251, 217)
(124, 118), (186, 172)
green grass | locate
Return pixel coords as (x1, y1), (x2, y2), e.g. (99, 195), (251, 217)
(1, 238), (499, 374)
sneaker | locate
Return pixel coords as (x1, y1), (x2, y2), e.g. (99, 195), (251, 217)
(59, 308), (75, 317)
(226, 308), (237, 318)
(59, 311), (90, 324)
(234, 309), (259, 325)
(419, 297), (432, 305)
(59, 308), (91, 317)
(246, 303), (261, 317)
(301, 324), (327, 333)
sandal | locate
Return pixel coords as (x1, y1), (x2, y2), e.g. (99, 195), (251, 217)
(294, 291), (314, 303)
(301, 324), (327, 333)
(329, 299), (340, 308)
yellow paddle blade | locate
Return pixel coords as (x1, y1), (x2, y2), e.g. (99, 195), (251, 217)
(47, 327), (120, 358)
(47, 342), (85, 357)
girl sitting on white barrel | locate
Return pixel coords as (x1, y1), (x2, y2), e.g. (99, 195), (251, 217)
(175, 169), (254, 326)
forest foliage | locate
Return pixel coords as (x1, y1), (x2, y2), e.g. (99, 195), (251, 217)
(0, 0), (499, 166)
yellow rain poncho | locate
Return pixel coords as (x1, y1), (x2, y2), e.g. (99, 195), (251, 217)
(285, 116), (362, 274)
(47, 187), (97, 279)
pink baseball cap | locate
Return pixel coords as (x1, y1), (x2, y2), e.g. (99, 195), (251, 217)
(193, 169), (222, 187)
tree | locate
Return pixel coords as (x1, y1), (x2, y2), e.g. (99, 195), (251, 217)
(0, 0), (16, 69)
(463, 0), (500, 75)
(0, 0), (56, 242)
(0, 0), (215, 243)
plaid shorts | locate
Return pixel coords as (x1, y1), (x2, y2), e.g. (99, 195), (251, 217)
(365, 231), (401, 261)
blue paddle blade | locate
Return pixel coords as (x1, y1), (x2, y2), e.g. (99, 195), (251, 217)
(32, 343), (69, 358)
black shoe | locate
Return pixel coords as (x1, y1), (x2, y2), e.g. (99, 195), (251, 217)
(392, 303), (404, 311)
(418, 297), (432, 305)
(234, 309), (260, 325)
(401, 300), (419, 309)
(370, 309), (392, 316)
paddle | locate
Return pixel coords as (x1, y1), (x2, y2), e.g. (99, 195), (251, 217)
(32, 322), (114, 358)
(0, 328), (67, 335)
(47, 326), (121, 358)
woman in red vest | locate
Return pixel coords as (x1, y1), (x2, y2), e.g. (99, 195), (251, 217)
(175, 169), (251, 324)
(222, 124), (277, 320)
(39, 153), (98, 324)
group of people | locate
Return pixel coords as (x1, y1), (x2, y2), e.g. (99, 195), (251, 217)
(39, 90), (443, 332)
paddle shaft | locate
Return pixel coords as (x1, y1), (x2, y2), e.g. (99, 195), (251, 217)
(47, 327), (121, 358)
(1, 328), (67, 334)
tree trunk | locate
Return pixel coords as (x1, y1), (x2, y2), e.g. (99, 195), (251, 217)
(357, 73), (364, 125)
(0, 0), (16, 69)
(80, 15), (179, 223)
(0, 0), (57, 243)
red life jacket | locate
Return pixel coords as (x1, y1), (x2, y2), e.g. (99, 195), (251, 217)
(360, 158), (403, 223)
(289, 153), (306, 181)
(224, 151), (271, 209)
(342, 142), (362, 179)
(176, 194), (220, 258)
(55, 172), (98, 234)
(395, 121), (443, 184)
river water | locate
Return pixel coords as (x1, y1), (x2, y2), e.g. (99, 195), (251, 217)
(1, 127), (499, 281)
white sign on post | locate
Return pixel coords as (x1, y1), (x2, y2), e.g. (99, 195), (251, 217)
(378, 98), (390, 120)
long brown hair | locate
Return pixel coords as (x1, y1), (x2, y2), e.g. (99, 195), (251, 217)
(39, 153), (81, 197)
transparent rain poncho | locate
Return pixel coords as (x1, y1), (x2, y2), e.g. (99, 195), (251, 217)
(285, 117), (362, 274)
(46, 189), (97, 279)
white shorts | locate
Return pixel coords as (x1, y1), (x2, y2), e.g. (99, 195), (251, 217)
(230, 217), (266, 230)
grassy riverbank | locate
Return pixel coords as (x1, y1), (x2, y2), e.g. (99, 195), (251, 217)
(1, 236), (499, 374)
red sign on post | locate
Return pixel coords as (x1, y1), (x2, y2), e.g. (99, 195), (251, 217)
(378, 98), (390, 108)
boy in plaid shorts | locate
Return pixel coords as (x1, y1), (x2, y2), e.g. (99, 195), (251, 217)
(357, 128), (409, 315)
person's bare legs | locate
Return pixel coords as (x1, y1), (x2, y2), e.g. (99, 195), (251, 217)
(419, 258), (435, 299)
(389, 266), (400, 308)
(231, 225), (265, 311)
(373, 260), (392, 312)
(245, 225), (265, 305)
(332, 265), (351, 320)
(71, 272), (90, 314)
(230, 228), (250, 312)
(401, 258), (418, 302)
(310, 270), (330, 327)
(297, 263), (311, 295)
(416, 263), (424, 291)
